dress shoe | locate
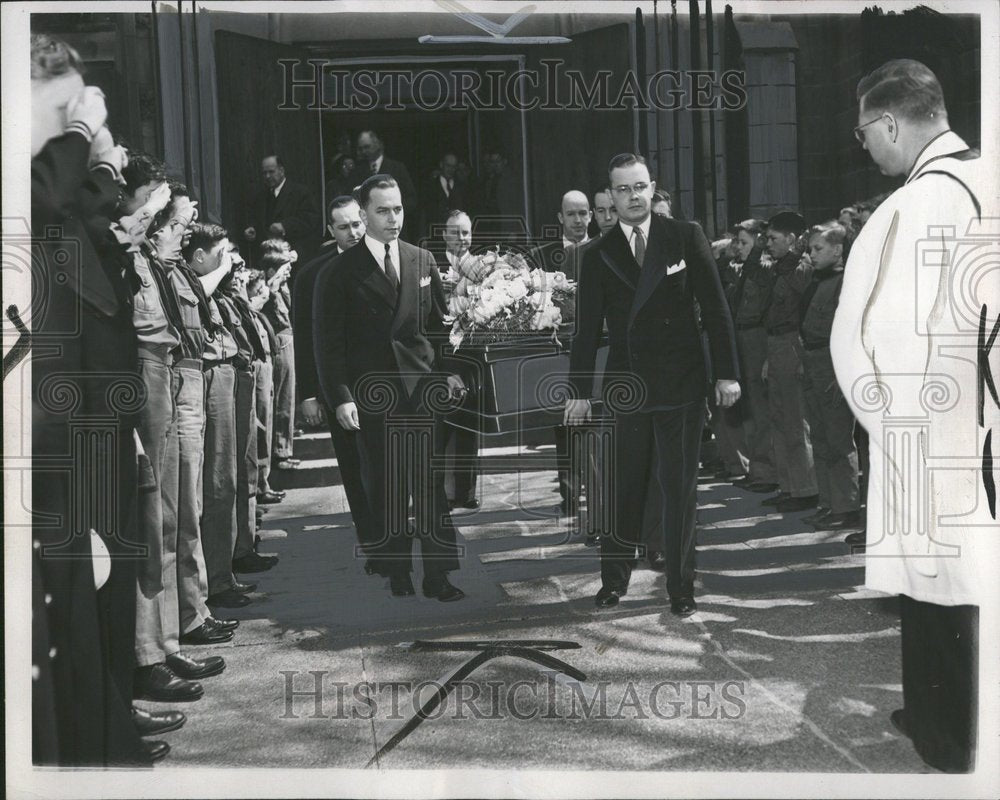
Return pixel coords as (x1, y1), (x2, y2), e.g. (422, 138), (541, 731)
(761, 492), (790, 506)
(748, 481), (780, 493)
(135, 664), (204, 702)
(141, 739), (170, 762)
(647, 551), (666, 571)
(206, 616), (239, 632)
(232, 579), (257, 594)
(423, 574), (465, 602)
(584, 534), (601, 547)
(595, 585), (626, 608)
(275, 458), (300, 470)
(821, 510), (863, 529)
(802, 508), (832, 525)
(731, 476), (756, 488)
(670, 597), (697, 617)
(889, 709), (911, 739)
(207, 589), (251, 608)
(179, 622), (233, 645)
(845, 530), (867, 547)
(233, 552), (278, 573)
(775, 494), (818, 512)
(390, 572), (416, 596)
(363, 559), (378, 576)
(167, 652), (226, 679)
(256, 490), (283, 505)
(132, 706), (186, 737)
(451, 497), (480, 510)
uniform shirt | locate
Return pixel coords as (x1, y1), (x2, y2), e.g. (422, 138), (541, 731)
(765, 252), (812, 332)
(799, 267), (844, 348)
(263, 281), (292, 334)
(202, 296), (239, 363)
(168, 267), (205, 359)
(132, 249), (181, 355)
(215, 293), (255, 365)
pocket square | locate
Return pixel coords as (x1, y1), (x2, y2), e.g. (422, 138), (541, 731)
(419, 275), (432, 287)
(666, 259), (687, 275)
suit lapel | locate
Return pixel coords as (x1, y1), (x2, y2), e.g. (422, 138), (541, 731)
(629, 216), (680, 323)
(600, 226), (639, 290)
(391, 241), (418, 336)
(353, 243), (398, 309)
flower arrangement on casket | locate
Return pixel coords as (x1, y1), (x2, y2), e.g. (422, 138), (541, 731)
(444, 248), (576, 350)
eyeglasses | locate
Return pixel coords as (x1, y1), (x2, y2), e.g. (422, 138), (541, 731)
(853, 113), (888, 143)
(611, 182), (651, 196)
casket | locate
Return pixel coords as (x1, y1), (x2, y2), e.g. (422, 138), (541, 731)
(443, 336), (609, 435)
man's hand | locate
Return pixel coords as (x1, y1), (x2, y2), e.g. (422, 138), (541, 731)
(715, 379), (741, 409)
(335, 401), (360, 431)
(92, 139), (128, 182)
(446, 374), (467, 401)
(66, 86), (108, 139)
(244, 226), (257, 242)
(269, 222), (286, 238)
(267, 261), (292, 289)
(564, 398), (592, 426)
(142, 181), (172, 218)
(300, 398), (324, 427)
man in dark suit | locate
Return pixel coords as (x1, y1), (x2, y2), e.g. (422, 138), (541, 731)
(424, 153), (466, 238)
(294, 195), (373, 544)
(566, 153), (741, 616)
(313, 175), (466, 601)
(244, 155), (321, 267)
(351, 131), (418, 239)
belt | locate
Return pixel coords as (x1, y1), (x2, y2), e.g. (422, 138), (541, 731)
(136, 343), (175, 365)
(202, 356), (236, 371)
(802, 340), (831, 351)
(736, 322), (763, 331)
(767, 323), (799, 336)
(173, 357), (203, 370)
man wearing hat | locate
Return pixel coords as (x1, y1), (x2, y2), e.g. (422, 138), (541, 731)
(762, 211), (818, 512)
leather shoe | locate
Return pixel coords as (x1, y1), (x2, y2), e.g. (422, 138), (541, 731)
(762, 492), (790, 506)
(775, 494), (818, 512)
(132, 706), (186, 737)
(232, 579), (257, 594)
(390, 572), (416, 596)
(233, 552), (278, 573)
(134, 664), (203, 702)
(207, 589), (251, 608)
(584, 533), (601, 547)
(889, 708), (911, 740)
(256, 490), (283, 505)
(748, 482), (780, 493)
(206, 616), (239, 632)
(820, 510), (863, 529)
(802, 508), (832, 525)
(595, 585), (626, 608)
(845, 530), (866, 547)
(166, 652), (226, 680)
(141, 739), (170, 762)
(451, 497), (480, 510)
(647, 551), (666, 571)
(275, 458), (300, 469)
(423, 574), (465, 602)
(670, 597), (697, 617)
(179, 622), (233, 645)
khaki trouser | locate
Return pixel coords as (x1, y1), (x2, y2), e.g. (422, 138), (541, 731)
(254, 359), (274, 494)
(766, 331), (817, 498)
(272, 331), (295, 460)
(234, 366), (258, 561)
(201, 362), (238, 597)
(173, 363), (211, 634)
(134, 358), (180, 666)
(737, 327), (777, 484)
(802, 347), (859, 513)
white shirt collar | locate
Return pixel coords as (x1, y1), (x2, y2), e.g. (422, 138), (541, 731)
(563, 234), (589, 250)
(273, 178), (286, 198)
(371, 155), (384, 173)
(906, 130), (969, 184)
(440, 174), (454, 195)
(364, 234), (398, 273)
(618, 216), (651, 241)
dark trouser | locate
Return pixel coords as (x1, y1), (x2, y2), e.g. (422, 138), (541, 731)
(801, 348), (859, 513)
(201, 362), (238, 596)
(356, 385), (461, 577)
(134, 358), (180, 667)
(272, 331), (295, 460)
(325, 404), (375, 547)
(767, 331), (817, 497)
(443, 420), (480, 504)
(899, 595), (978, 772)
(601, 403), (705, 599)
(737, 326), (777, 484)
(234, 366), (257, 561)
(709, 400), (749, 477)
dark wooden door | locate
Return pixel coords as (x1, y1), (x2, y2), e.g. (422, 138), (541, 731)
(214, 30), (322, 245)
(525, 24), (633, 238)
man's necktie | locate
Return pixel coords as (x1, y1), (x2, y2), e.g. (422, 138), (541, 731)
(633, 227), (646, 266)
(384, 243), (400, 291)
(371, 161), (379, 175)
